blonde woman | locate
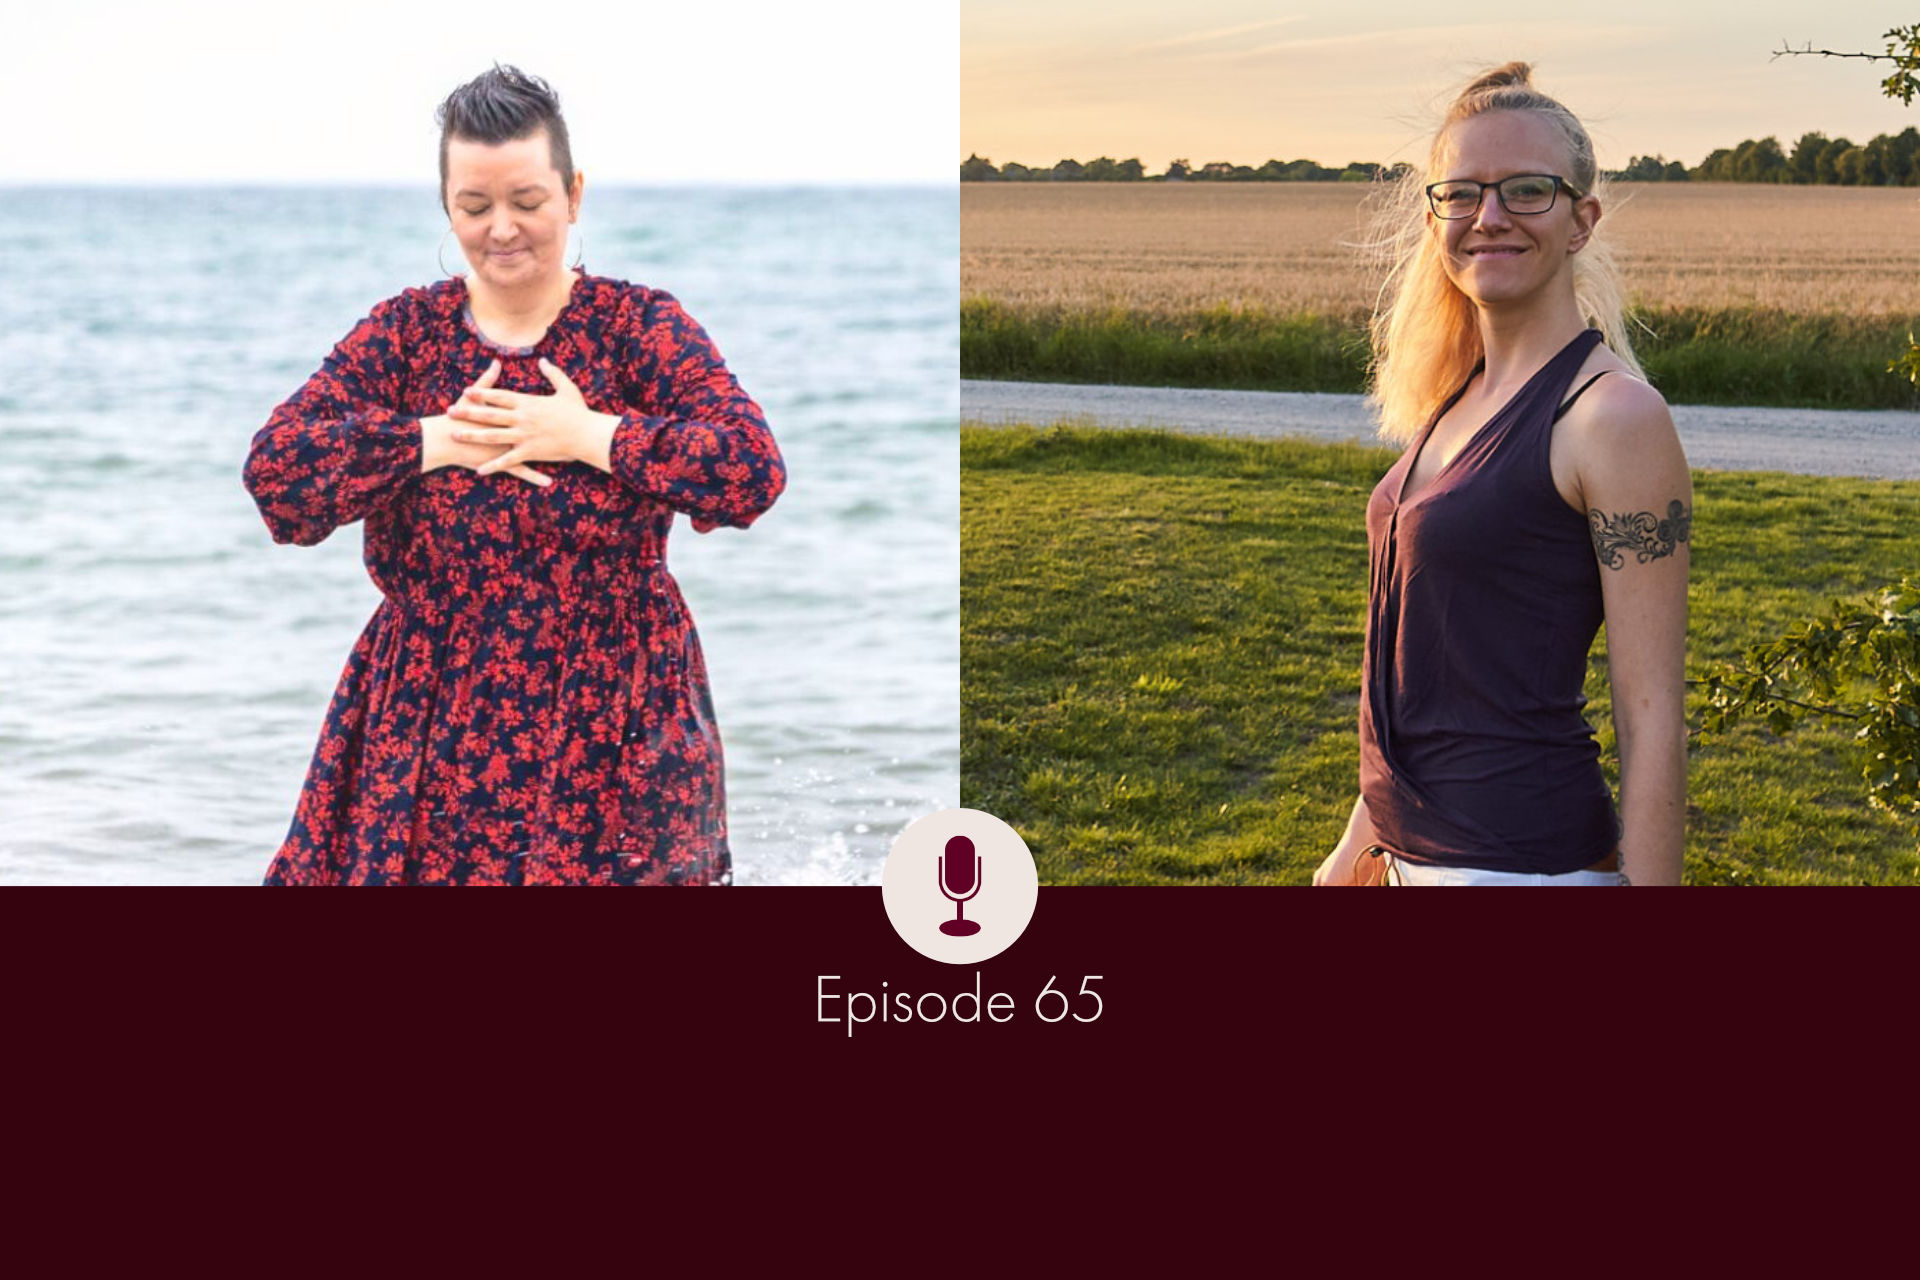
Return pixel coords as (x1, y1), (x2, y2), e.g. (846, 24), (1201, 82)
(1314, 63), (1690, 886)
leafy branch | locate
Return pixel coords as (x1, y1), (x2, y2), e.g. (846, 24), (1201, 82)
(1893, 332), (1920, 386)
(1697, 581), (1920, 815)
(1774, 23), (1920, 105)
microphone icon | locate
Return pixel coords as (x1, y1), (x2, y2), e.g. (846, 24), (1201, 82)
(937, 834), (983, 936)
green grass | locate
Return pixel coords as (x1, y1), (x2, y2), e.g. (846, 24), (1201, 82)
(961, 425), (1920, 884)
(961, 298), (1920, 410)
(962, 300), (1367, 394)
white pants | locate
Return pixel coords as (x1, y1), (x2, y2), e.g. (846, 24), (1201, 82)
(1387, 857), (1625, 886)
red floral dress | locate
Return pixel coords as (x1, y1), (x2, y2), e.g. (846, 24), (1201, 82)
(243, 273), (785, 885)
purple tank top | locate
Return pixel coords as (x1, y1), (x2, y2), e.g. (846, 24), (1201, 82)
(1359, 328), (1618, 874)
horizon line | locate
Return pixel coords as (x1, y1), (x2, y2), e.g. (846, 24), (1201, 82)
(959, 126), (1920, 173)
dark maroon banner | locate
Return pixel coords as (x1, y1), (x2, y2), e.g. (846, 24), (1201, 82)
(12, 887), (1904, 1080)
(10, 880), (1913, 1250)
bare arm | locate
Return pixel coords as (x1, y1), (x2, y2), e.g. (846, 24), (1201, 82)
(1566, 379), (1692, 885)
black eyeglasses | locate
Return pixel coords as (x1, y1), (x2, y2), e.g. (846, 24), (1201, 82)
(1424, 174), (1581, 220)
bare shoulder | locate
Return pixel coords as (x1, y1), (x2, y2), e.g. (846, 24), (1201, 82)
(1562, 366), (1676, 447)
(1553, 363), (1689, 508)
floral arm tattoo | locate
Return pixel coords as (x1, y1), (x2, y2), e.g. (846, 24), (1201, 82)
(1590, 501), (1690, 882)
(1588, 500), (1691, 570)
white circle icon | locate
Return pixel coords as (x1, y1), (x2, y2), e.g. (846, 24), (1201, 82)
(881, 808), (1039, 964)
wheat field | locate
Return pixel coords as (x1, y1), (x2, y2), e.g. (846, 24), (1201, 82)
(962, 183), (1920, 318)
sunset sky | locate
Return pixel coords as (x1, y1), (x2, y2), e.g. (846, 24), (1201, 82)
(963, 2), (1920, 172)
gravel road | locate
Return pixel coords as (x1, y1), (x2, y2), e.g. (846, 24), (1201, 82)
(961, 379), (1920, 479)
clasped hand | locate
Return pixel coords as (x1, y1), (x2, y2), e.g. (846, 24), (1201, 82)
(447, 357), (616, 478)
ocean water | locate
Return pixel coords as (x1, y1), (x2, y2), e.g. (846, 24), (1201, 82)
(0, 185), (957, 885)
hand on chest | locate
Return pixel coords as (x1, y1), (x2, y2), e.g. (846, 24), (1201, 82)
(493, 353), (620, 408)
(418, 350), (625, 419)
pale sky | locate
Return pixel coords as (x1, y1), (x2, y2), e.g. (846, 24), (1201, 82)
(964, 1), (1920, 172)
(6, 0), (957, 184)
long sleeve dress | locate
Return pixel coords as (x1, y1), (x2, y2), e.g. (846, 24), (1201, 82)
(243, 273), (785, 885)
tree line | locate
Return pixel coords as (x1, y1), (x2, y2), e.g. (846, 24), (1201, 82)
(1649, 126), (1920, 184)
(960, 155), (1405, 183)
(965, 126), (1920, 185)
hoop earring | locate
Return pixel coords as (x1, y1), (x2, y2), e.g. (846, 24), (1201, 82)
(567, 224), (585, 270)
(437, 228), (464, 278)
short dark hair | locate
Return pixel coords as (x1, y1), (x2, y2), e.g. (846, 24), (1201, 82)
(435, 64), (574, 211)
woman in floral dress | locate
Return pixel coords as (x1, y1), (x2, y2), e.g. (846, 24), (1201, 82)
(244, 66), (785, 885)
